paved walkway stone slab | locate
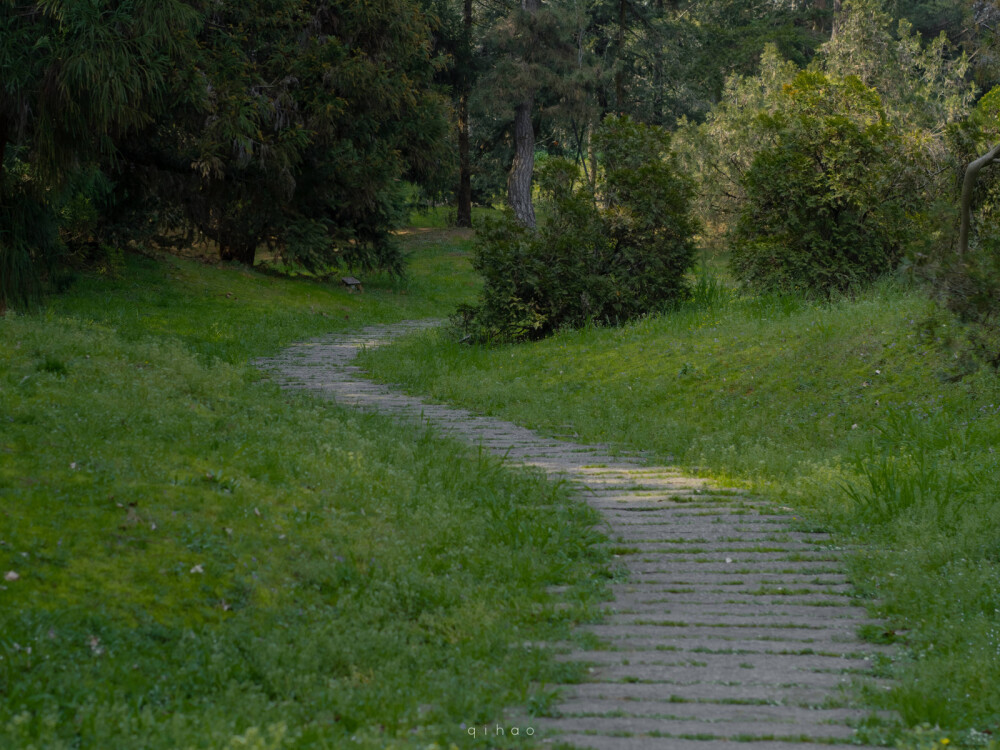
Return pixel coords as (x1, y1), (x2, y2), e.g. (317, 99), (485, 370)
(560, 682), (843, 705)
(548, 735), (853, 750)
(258, 321), (895, 749)
(535, 716), (857, 740)
(554, 650), (875, 672)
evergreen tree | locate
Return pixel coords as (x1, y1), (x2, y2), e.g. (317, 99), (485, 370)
(0, 0), (197, 310)
(1, 0), (450, 311)
(118, 0), (449, 272)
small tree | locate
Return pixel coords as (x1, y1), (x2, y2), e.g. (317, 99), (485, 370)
(673, 44), (799, 251)
(458, 115), (697, 342)
(676, 2), (974, 257)
(820, 0), (973, 130)
(728, 71), (923, 294)
(955, 86), (1000, 257)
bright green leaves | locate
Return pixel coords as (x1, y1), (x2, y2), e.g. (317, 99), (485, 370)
(729, 72), (922, 295)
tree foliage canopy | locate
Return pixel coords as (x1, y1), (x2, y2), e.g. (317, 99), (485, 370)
(4, 0), (1000, 326)
(118, 0), (451, 272)
(0, 0), (198, 309)
(1, 0), (450, 309)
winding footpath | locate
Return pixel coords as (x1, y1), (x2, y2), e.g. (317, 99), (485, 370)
(258, 321), (894, 750)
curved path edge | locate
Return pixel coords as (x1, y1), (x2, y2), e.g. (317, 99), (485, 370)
(257, 321), (896, 749)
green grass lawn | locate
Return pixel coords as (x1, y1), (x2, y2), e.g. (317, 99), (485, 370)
(0, 234), (609, 749)
(359, 278), (1000, 748)
(48, 228), (482, 363)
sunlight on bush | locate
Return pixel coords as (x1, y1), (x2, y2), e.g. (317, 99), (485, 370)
(729, 72), (924, 294)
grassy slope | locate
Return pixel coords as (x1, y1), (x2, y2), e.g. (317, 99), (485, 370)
(49, 227), (482, 363)
(360, 280), (1000, 746)
(0, 234), (608, 749)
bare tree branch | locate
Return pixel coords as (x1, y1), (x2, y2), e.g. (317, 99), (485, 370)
(959, 141), (1000, 256)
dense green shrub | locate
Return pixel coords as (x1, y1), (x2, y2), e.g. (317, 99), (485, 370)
(1, 158), (136, 312)
(676, 4), (972, 258)
(728, 71), (924, 295)
(457, 116), (697, 342)
(934, 245), (1000, 369)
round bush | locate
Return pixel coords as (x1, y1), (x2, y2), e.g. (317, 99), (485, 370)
(458, 115), (698, 342)
(728, 72), (922, 295)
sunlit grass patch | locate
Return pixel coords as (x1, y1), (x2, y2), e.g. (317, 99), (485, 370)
(406, 205), (498, 229)
(46, 230), (480, 364)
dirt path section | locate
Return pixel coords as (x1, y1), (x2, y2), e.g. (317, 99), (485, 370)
(257, 321), (894, 749)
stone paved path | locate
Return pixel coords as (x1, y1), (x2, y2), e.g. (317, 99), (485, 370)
(257, 321), (894, 749)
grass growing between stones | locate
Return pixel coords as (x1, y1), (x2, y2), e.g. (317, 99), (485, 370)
(359, 278), (1000, 747)
(0, 233), (609, 748)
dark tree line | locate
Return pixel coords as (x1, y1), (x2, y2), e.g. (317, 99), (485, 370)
(2, 0), (999, 310)
(1, 0), (449, 309)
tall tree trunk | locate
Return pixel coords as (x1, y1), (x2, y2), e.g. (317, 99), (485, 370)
(831, 0), (842, 39)
(218, 241), (257, 266)
(216, 221), (258, 265)
(652, 0), (665, 124)
(0, 117), (9, 182)
(507, 0), (538, 228)
(456, 93), (472, 227)
(587, 121), (598, 194)
(455, 0), (473, 228)
(615, 0), (627, 113)
(1, 119), (10, 315)
(507, 97), (536, 228)
(813, 0), (826, 33)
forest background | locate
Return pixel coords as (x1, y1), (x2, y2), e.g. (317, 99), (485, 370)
(4, 0), (1000, 314)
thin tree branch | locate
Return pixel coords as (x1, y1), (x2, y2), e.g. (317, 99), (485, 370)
(959, 141), (1000, 256)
